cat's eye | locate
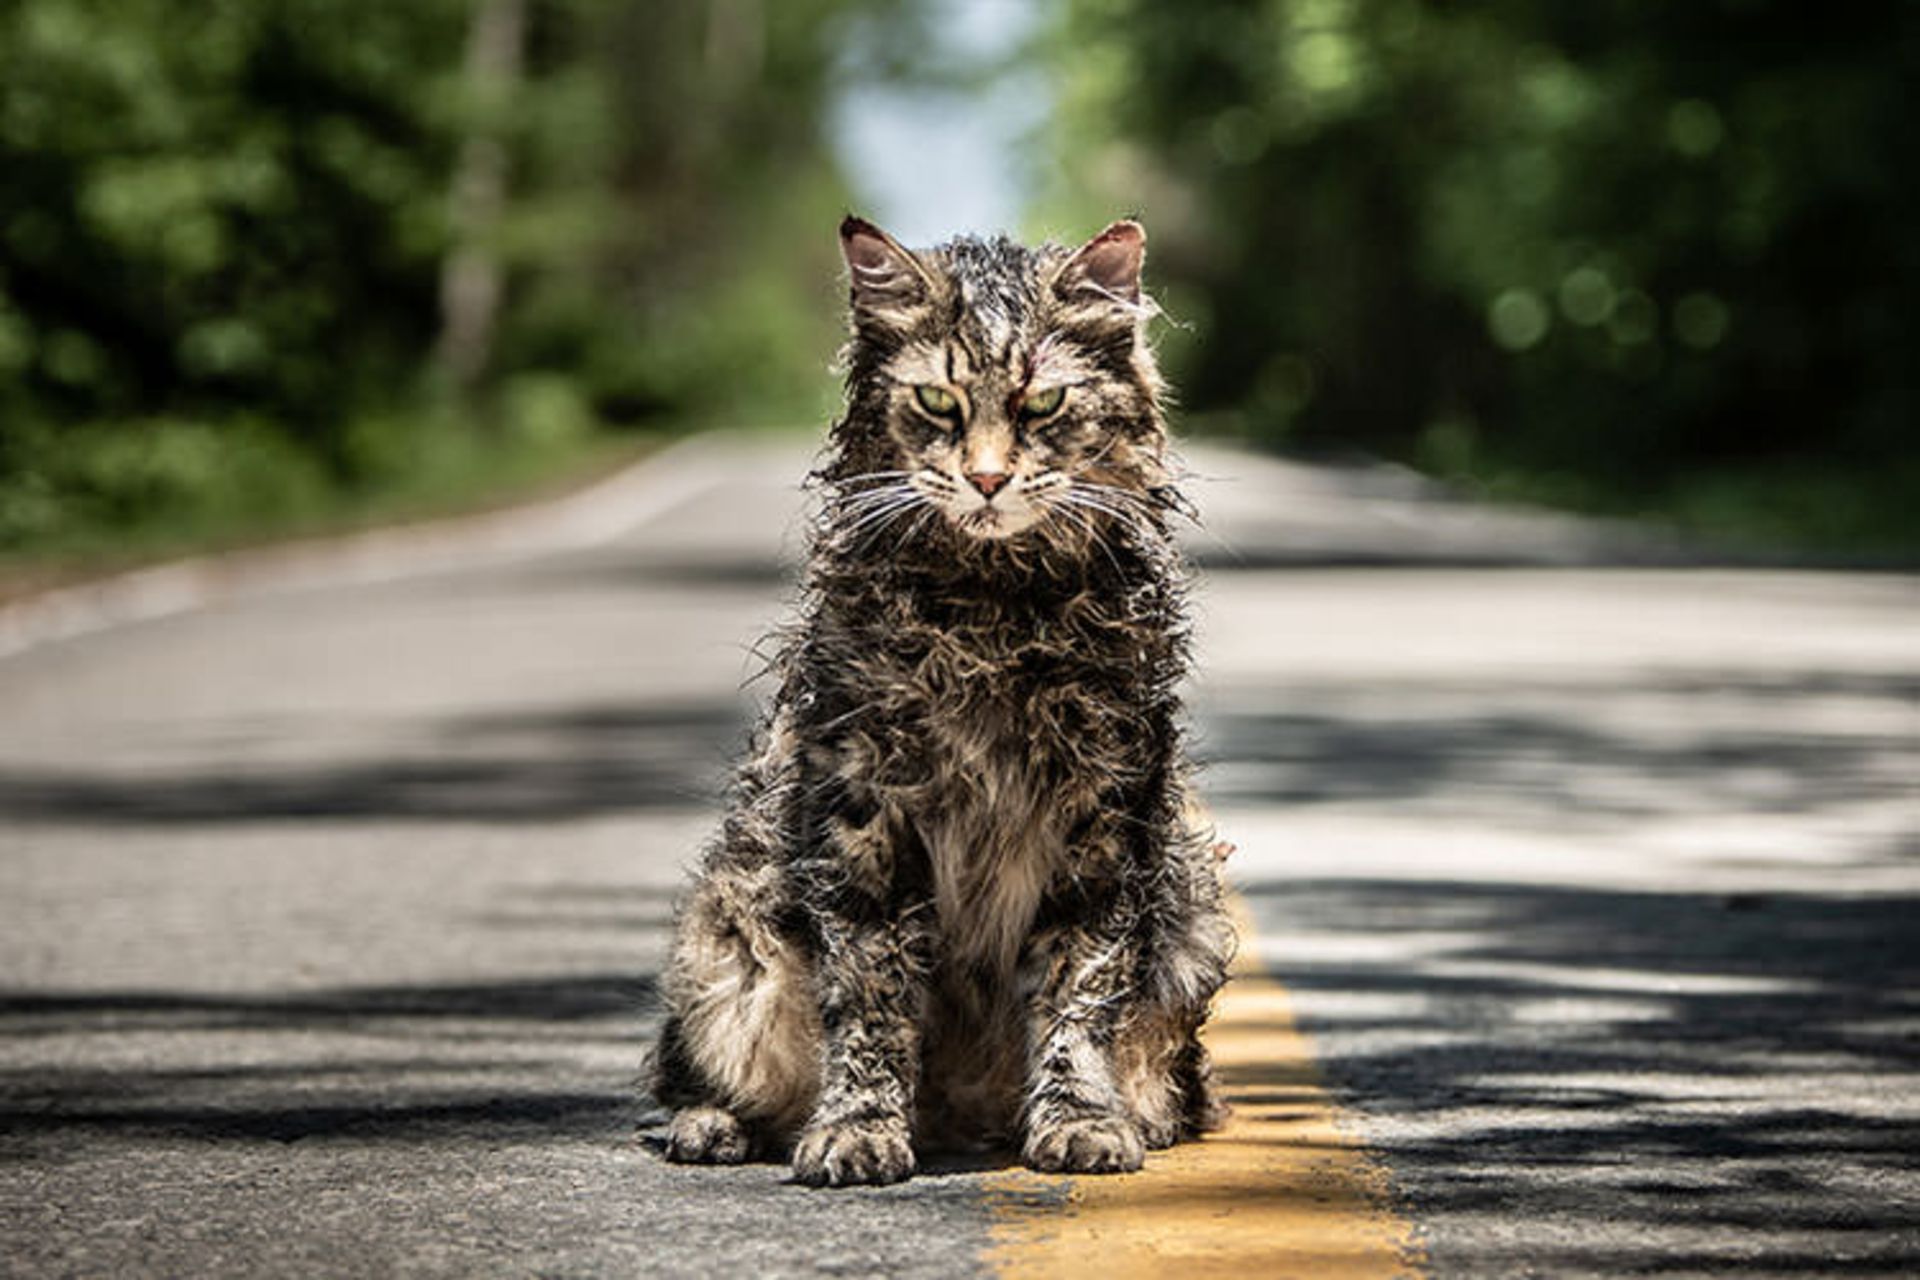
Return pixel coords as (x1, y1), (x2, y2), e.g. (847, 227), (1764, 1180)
(914, 385), (961, 419)
(1020, 386), (1066, 418)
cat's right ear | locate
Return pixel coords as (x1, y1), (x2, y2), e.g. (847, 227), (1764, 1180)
(1056, 220), (1147, 307)
(840, 216), (932, 322)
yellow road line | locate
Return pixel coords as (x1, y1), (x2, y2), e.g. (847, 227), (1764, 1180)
(984, 892), (1424, 1278)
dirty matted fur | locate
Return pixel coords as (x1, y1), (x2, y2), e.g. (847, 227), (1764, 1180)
(648, 216), (1235, 1186)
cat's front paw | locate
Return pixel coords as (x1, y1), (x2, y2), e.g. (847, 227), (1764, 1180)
(1137, 1111), (1183, 1150)
(792, 1118), (916, 1187)
(1024, 1114), (1146, 1174)
(663, 1105), (752, 1164)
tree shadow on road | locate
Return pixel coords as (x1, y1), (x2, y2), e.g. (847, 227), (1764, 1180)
(0, 970), (663, 1150)
(1194, 667), (1919, 832)
(0, 699), (753, 825)
(1235, 877), (1920, 1274)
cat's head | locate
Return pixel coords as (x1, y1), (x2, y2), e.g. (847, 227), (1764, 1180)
(831, 217), (1169, 545)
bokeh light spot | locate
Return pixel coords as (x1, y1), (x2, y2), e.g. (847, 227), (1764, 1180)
(1209, 107), (1268, 166)
(1558, 267), (1616, 326)
(1488, 289), (1551, 351)
(1667, 99), (1724, 158)
(1291, 31), (1359, 97)
(43, 330), (104, 387)
(179, 319), (267, 377)
(1673, 292), (1731, 349)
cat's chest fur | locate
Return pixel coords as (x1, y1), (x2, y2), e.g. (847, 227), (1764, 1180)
(820, 582), (1143, 974)
(915, 685), (1060, 975)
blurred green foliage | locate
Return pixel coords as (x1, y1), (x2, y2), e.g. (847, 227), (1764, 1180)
(9, 0), (1913, 562)
(1038, 0), (1920, 553)
(0, 0), (882, 555)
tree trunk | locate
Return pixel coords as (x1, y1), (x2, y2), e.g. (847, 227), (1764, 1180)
(434, 0), (526, 395)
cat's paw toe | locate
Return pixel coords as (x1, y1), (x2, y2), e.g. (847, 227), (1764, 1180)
(1138, 1113), (1183, 1150)
(1024, 1114), (1146, 1174)
(663, 1106), (752, 1164)
(792, 1118), (916, 1186)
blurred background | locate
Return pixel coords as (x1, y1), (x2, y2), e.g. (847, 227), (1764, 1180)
(1, 0), (1915, 576)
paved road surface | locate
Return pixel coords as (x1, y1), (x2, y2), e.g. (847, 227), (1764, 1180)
(3, 433), (1916, 1276)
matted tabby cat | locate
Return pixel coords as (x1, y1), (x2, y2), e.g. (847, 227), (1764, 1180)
(649, 216), (1234, 1186)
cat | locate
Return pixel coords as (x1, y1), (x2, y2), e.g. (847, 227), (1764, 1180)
(648, 216), (1234, 1186)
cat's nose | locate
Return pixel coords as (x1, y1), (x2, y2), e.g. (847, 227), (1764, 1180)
(967, 471), (1010, 498)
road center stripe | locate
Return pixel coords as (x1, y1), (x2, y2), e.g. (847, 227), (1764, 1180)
(983, 891), (1424, 1278)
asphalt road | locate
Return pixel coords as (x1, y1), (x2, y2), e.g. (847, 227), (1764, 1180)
(2, 432), (1916, 1277)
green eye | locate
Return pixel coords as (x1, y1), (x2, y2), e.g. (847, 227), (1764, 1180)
(914, 385), (960, 417)
(1021, 386), (1066, 418)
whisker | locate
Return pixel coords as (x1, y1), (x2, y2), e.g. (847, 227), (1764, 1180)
(837, 493), (927, 541)
(1070, 477), (1153, 508)
(851, 502), (929, 546)
(833, 469), (915, 487)
(1062, 489), (1151, 529)
(842, 494), (920, 528)
(833, 484), (917, 512)
(1067, 479), (1160, 524)
(836, 485), (915, 512)
(1074, 473), (1199, 526)
(1059, 495), (1157, 553)
(1046, 495), (1128, 578)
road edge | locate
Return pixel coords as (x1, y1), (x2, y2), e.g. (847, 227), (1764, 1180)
(0, 432), (734, 663)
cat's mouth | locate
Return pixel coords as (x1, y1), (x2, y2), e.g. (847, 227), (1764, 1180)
(954, 502), (1039, 541)
(904, 469), (1045, 541)
(964, 507), (1005, 532)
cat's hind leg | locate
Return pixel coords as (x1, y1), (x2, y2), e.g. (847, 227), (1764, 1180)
(1111, 1017), (1229, 1150)
(1020, 822), (1237, 1170)
(652, 863), (822, 1162)
(1111, 902), (1237, 1148)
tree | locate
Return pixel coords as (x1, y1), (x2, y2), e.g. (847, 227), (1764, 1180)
(0, 0), (900, 550)
(1040, 0), (1920, 546)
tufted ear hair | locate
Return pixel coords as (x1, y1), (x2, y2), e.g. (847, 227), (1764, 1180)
(840, 215), (932, 319)
(1056, 219), (1146, 305)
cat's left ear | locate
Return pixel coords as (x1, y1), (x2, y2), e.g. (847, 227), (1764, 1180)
(1057, 220), (1146, 305)
(840, 216), (933, 320)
